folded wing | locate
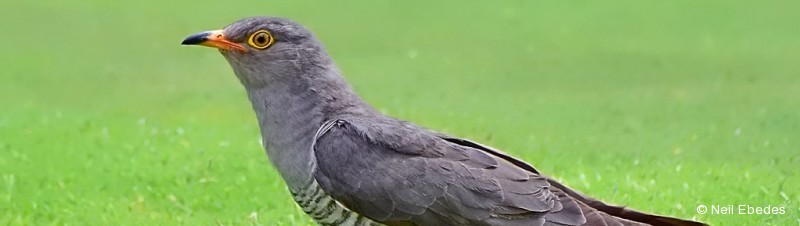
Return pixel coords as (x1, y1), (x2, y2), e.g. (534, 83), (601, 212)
(312, 118), (586, 225)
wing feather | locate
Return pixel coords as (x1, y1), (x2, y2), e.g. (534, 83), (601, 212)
(312, 118), (572, 225)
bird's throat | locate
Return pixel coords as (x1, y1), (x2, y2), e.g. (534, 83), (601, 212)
(240, 67), (367, 191)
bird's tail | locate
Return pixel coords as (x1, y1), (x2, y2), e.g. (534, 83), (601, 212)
(546, 178), (706, 226)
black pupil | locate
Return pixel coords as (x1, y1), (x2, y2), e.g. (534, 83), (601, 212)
(256, 35), (267, 44)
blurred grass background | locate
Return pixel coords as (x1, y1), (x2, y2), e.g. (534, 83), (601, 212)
(1, 0), (798, 225)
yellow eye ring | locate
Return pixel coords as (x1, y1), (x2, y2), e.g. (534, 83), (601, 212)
(247, 30), (274, 49)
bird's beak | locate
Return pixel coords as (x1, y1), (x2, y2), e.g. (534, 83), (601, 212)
(181, 30), (246, 52)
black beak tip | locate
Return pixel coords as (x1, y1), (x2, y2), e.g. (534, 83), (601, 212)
(181, 32), (208, 45)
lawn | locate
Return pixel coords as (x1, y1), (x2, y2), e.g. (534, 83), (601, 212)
(1, 1), (798, 225)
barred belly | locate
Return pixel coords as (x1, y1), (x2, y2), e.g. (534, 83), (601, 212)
(291, 179), (384, 226)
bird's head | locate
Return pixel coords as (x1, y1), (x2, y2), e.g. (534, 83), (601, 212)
(182, 17), (331, 87)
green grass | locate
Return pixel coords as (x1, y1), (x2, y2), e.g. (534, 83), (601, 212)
(1, 0), (798, 225)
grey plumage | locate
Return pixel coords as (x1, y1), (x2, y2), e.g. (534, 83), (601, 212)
(181, 16), (706, 226)
(313, 117), (581, 225)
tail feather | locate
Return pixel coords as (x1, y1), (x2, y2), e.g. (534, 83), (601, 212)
(546, 178), (706, 226)
(437, 137), (706, 226)
(544, 188), (645, 226)
(578, 201), (619, 226)
(577, 201), (645, 226)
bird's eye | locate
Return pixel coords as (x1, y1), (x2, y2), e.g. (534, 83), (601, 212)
(247, 30), (274, 49)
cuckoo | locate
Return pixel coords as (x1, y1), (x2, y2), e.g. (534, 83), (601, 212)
(181, 16), (705, 226)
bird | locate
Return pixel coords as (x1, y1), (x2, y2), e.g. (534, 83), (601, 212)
(181, 16), (706, 226)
